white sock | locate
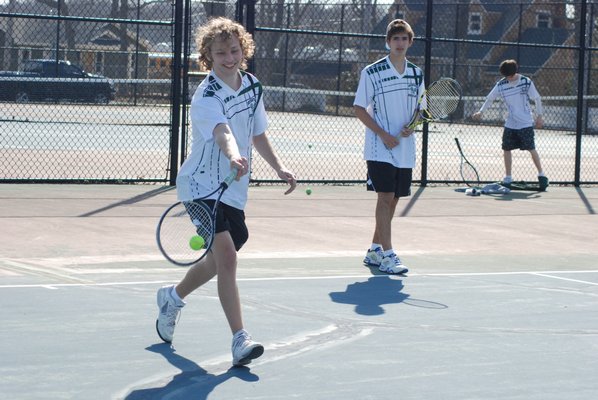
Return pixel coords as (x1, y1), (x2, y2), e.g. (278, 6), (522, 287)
(383, 249), (395, 257)
(233, 329), (248, 339)
(538, 172), (545, 177)
(503, 175), (512, 183)
(170, 286), (185, 307)
(371, 243), (383, 251)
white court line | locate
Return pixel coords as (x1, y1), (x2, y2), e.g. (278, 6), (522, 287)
(1, 270), (598, 289)
(0, 250), (422, 267)
(531, 272), (598, 286)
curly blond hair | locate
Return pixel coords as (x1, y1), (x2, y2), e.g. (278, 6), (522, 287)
(195, 17), (255, 71)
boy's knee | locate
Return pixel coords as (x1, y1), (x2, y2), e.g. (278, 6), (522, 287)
(377, 194), (396, 208)
(217, 247), (238, 271)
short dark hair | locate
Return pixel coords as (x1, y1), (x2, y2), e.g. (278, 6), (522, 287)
(385, 19), (414, 42)
(499, 59), (518, 77)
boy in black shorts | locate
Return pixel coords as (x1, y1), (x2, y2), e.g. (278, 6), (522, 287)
(155, 18), (296, 367)
(472, 59), (548, 190)
(353, 19), (424, 274)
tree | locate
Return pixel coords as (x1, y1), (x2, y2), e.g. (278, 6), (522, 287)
(202, 0), (226, 18)
(4, 0), (17, 69)
(35, 0), (76, 61)
(109, 0), (129, 52)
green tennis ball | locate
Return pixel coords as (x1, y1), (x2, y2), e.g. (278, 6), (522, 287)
(189, 235), (205, 250)
(306, 188), (312, 195)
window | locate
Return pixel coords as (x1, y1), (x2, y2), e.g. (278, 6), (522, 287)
(566, 2), (575, 20)
(537, 12), (551, 28)
(23, 60), (43, 73)
(61, 64), (84, 77)
(468, 13), (482, 35)
(95, 53), (103, 74)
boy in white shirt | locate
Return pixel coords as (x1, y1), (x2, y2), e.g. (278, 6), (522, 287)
(155, 17), (296, 366)
(354, 19), (425, 275)
(472, 59), (548, 190)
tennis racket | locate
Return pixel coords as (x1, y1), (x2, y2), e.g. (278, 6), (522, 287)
(454, 138), (481, 188)
(407, 78), (462, 130)
(156, 169), (238, 266)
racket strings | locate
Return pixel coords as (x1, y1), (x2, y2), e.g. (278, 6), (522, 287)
(187, 203), (214, 242)
(426, 81), (462, 119)
(158, 201), (214, 264)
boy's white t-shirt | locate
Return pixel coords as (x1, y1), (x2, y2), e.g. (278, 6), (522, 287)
(176, 71), (267, 210)
(478, 75), (543, 129)
(353, 56), (425, 168)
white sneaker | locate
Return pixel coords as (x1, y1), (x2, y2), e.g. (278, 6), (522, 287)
(156, 285), (184, 343)
(363, 247), (384, 267)
(232, 330), (264, 366)
(379, 253), (409, 275)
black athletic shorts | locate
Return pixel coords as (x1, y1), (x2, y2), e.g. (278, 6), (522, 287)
(202, 200), (248, 251)
(366, 161), (412, 198)
(502, 126), (536, 151)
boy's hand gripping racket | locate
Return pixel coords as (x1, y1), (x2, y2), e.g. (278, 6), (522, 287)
(156, 169), (238, 266)
(407, 78), (463, 130)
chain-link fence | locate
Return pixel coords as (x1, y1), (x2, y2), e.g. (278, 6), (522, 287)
(0, 0), (179, 182)
(2, 0), (598, 185)
(250, 0), (598, 186)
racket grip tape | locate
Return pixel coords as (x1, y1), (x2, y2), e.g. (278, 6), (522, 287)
(223, 168), (239, 188)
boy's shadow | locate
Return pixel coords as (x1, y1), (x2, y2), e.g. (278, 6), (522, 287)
(495, 191), (542, 201)
(329, 276), (409, 315)
(124, 343), (258, 400)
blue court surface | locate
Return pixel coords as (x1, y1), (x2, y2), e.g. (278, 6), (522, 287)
(1, 184), (597, 399)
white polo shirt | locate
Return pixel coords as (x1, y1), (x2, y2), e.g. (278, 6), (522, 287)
(354, 56), (425, 168)
(176, 70), (267, 209)
(478, 74), (543, 129)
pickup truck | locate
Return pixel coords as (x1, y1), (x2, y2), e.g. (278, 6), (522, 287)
(0, 59), (115, 104)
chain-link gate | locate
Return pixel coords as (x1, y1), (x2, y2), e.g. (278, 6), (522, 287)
(0, 0), (187, 183)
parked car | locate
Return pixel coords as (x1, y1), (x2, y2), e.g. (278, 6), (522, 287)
(0, 59), (115, 104)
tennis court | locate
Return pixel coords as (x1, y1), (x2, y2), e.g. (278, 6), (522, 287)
(1, 183), (597, 399)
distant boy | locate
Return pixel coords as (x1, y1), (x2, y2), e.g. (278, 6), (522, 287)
(472, 59), (548, 190)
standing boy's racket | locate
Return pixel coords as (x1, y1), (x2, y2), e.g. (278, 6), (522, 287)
(156, 169), (238, 266)
(454, 138), (481, 188)
(407, 78), (463, 130)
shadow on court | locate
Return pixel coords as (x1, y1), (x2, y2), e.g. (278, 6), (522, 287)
(494, 191), (543, 201)
(329, 276), (409, 315)
(125, 344), (259, 400)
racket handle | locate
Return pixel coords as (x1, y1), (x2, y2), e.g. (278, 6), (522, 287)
(223, 168), (239, 188)
(454, 137), (463, 152)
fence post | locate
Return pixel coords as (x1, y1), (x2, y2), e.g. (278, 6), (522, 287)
(180, 0), (193, 164)
(575, 0), (588, 187)
(236, 0), (256, 74)
(169, 0), (185, 186)
(420, 0), (434, 187)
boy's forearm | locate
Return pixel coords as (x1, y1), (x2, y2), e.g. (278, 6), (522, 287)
(534, 98), (543, 116)
(213, 123), (241, 160)
(253, 133), (283, 172)
(354, 106), (387, 136)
